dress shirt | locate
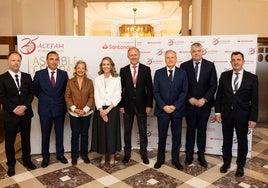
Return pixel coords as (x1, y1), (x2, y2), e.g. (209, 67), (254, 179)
(193, 60), (202, 82)
(232, 70), (243, 93)
(130, 63), (139, 78)
(166, 66), (175, 80)
(47, 68), (57, 82)
(94, 74), (122, 110)
(8, 70), (21, 89)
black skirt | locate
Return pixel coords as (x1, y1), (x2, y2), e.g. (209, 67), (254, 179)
(91, 106), (121, 155)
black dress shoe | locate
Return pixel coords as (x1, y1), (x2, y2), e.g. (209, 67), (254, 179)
(141, 156), (149, 164)
(41, 158), (49, 168)
(198, 157), (208, 168)
(23, 161), (37, 169)
(82, 157), (90, 164)
(122, 155), (130, 164)
(197, 153), (208, 168)
(235, 167), (244, 177)
(154, 161), (163, 169)
(220, 164), (230, 173)
(57, 155), (68, 164)
(172, 161), (183, 171)
(184, 152), (193, 165)
(7, 166), (15, 177)
(71, 159), (77, 165)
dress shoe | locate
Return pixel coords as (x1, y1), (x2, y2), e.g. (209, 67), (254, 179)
(7, 166), (15, 177)
(172, 160), (183, 171)
(23, 161), (37, 169)
(184, 153), (193, 165)
(154, 161), (163, 169)
(71, 159), (77, 165)
(122, 155), (130, 164)
(82, 157), (90, 164)
(197, 153), (208, 168)
(235, 167), (244, 177)
(141, 156), (149, 164)
(220, 164), (230, 173)
(57, 155), (68, 164)
(41, 158), (49, 168)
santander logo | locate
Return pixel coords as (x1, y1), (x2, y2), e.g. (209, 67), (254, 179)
(167, 39), (174, 46)
(248, 48), (256, 55)
(102, 44), (108, 49)
(20, 37), (39, 55)
(212, 38), (220, 45)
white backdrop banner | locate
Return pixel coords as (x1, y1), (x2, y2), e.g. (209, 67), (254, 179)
(17, 35), (257, 157)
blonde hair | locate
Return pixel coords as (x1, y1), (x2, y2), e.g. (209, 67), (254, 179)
(98, 57), (119, 77)
(73, 60), (88, 76)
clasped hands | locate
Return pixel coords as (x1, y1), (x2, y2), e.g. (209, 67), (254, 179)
(99, 108), (109, 122)
(13, 105), (26, 116)
(74, 108), (86, 117)
(189, 97), (206, 107)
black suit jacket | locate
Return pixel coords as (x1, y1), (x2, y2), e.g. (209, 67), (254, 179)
(0, 71), (34, 122)
(215, 70), (258, 122)
(180, 58), (217, 109)
(119, 63), (153, 114)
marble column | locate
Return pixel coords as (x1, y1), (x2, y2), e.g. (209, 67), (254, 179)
(191, 0), (202, 35)
(180, 0), (191, 36)
(64, 0), (74, 35)
(74, 0), (88, 36)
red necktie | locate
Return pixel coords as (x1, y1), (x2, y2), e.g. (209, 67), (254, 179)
(133, 65), (137, 86)
(51, 71), (56, 87)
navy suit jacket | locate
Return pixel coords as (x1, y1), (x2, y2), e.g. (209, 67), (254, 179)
(180, 58), (217, 109)
(153, 66), (188, 117)
(119, 63), (153, 114)
(0, 71), (34, 122)
(33, 68), (68, 117)
(215, 70), (258, 122)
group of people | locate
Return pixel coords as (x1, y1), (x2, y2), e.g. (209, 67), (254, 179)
(0, 43), (258, 178)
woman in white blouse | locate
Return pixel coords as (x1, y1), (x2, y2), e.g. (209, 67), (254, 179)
(91, 56), (122, 167)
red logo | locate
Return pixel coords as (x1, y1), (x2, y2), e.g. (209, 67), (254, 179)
(102, 44), (108, 49)
(167, 39), (174, 46)
(248, 48), (256, 55)
(157, 49), (164, 56)
(147, 58), (153, 65)
(20, 37), (39, 55)
(212, 38), (220, 45)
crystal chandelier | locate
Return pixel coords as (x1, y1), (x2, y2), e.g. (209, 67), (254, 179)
(119, 8), (154, 37)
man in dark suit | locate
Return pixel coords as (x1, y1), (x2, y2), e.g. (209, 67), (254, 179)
(0, 51), (36, 177)
(215, 51), (258, 177)
(180, 42), (217, 167)
(119, 47), (153, 164)
(33, 51), (69, 168)
(153, 50), (188, 170)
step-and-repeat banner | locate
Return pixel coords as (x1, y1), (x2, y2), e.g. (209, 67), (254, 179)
(17, 35), (257, 157)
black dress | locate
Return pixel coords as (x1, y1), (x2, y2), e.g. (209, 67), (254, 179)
(91, 107), (121, 155)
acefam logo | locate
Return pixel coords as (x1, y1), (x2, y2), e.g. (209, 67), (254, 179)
(20, 37), (39, 55)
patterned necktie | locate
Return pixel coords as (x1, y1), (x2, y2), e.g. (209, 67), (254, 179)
(168, 69), (173, 81)
(133, 65), (137, 86)
(195, 62), (200, 79)
(51, 71), (56, 87)
(233, 72), (239, 92)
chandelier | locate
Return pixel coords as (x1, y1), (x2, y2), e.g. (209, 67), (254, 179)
(119, 8), (154, 37)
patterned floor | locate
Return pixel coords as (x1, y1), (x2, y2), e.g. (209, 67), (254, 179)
(0, 124), (267, 188)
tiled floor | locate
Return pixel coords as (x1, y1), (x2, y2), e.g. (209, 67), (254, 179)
(0, 124), (267, 188)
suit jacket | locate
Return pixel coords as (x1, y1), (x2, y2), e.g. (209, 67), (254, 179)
(153, 66), (188, 117)
(65, 76), (94, 110)
(33, 68), (68, 117)
(0, 71), (34, 122)
(215, 70), (258, 122)
(119, 63), (153, 114)
(180, 58), (217, 109)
